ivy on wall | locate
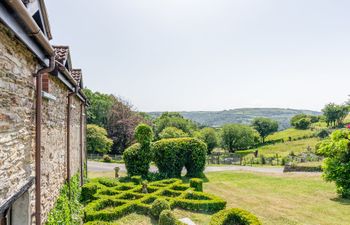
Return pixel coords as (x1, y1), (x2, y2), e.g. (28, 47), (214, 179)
(46, 174), (83, 225)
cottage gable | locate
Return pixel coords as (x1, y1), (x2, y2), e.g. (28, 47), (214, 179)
(22, 0), (52, 40)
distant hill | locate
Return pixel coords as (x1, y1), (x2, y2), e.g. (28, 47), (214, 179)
(148, 108), (321, 130)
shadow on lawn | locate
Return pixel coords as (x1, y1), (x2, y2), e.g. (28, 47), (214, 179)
(331, 197), (350, 205)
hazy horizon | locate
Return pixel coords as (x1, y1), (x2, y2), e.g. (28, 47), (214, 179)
(46, 0), (350, 112)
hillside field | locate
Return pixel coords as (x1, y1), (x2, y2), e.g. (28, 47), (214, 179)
(149, 108), (321, 130)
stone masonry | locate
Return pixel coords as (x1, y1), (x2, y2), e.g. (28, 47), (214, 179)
(0, 20), (87, 224)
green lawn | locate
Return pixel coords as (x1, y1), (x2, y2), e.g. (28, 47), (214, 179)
(88, 171), (350, 225)
(266, 128), (316, 142)
(257, 138), (319, 157)
(204, 171), (350, 225)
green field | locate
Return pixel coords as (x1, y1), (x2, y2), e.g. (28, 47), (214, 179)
(87, 171), (350, 225)
(257, 138), (320, 157)
(266, 128), (316, 142)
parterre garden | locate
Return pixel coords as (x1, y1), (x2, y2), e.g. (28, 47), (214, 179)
(82, 124), (262, 225)
(82, 177), (261, 225)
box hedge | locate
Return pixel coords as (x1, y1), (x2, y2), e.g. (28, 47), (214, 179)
(152, 138), (207, 178)
(82, 178), (226, 223)
(209, 208), (262, 225)
(190, 178), (203, 192)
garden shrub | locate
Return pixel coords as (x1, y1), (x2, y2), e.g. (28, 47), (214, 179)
(190, 178), (203, 192)
(209, 208), (262, 225)
(159, 210), (184, 225)
(131, 176), (142, 185)
(46, 174), (83, 225)
(151, 199), (171, 218)
(152, 137), (207, 178)
(103, 155), (112, 163)
(123, 124), (154, 177)
(81, 183), (99, 202)
(317, 129), (350, 198)
(135, 123), (154, 146)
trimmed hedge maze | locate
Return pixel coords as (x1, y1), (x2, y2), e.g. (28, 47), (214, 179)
(82, 178), (226, 224)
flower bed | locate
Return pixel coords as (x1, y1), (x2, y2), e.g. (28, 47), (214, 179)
(82, 178), (226, 224)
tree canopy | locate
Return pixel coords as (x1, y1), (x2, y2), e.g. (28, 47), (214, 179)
(220, 124), (258, 152)
(154, 112), (197, 138)
(158, 126), (189, 139)
(322, 103), (349, 127)
(251, 117), (278, 143)
(195, 127), (218, 154)
(86, 124), (113, 154)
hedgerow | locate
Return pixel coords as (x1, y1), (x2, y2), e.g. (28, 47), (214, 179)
(82, 177), (226, 224)
(209, 208), (262, 225)
(152, 138), (207, 178)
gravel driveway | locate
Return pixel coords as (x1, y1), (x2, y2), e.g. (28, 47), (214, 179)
(87, 161), (284, 174)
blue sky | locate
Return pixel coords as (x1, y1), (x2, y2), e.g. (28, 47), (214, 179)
(46, 0), (350, 112)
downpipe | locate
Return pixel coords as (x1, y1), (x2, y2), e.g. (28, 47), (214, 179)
(33, 56), (55, 225)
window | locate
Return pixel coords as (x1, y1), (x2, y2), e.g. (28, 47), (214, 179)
(0, 192), (30, 225)
(0, 207), (11, 225)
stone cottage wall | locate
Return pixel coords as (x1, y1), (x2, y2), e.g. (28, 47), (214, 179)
(40, 76), (69, 222)
(69, 95), (82, 176)
(0, 21), (37, 218)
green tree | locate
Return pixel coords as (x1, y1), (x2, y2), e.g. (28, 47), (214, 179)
(154, 112), (197, 138)
(195, 127), (218, 154)
(220, 124), (258, 152)
(86, 124), (113, 154)
(322, 103), (349, 127)
(317, 129), (350, 198)
(251, 117), (278, 143)
(159, 127), (189, 139)
(290, 114), (316, 129)
(83, 88), (114, 128)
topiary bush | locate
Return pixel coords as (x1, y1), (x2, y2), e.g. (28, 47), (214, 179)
(190, 178), (203, 192)
(123, 124), (154, 177)
(152, 137), (207, 178)
(159, 210), (184, 225)
(151, 199), (171, 218)
(131, 175), (142, 185)
(209, 208), (262, 225)
(103, 154), (112, 163)
(135, 123), (154, 146)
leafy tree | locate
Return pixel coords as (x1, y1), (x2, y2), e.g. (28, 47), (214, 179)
(294, 117), (312, 130)
(251, 117), (278, 143)
(106, 96), (147, 154)
(322, 103), (349, 127)
(317, 129), (350, 198)
(86, 124), (113, 154)
(220, 124), (258, 152)
(84, 88), (114, 128)
(195, 127), (218, 154)
(154, 112), (197, 138)
(159, 127), (189, 139)
(290, 114), (316, 129)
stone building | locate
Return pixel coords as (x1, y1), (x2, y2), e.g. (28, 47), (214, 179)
(0, 1), (87, 224)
